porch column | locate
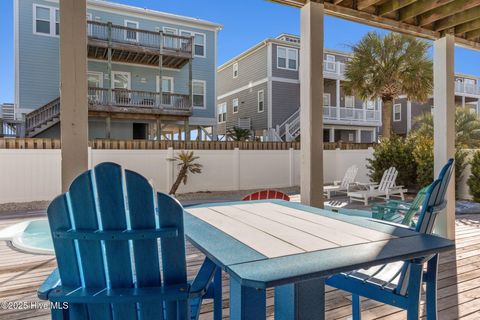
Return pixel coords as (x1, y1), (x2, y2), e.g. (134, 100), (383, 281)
(60, 0), (88, 192)
(407, 101), (412, 132)
(184, 119), (190, 142)
(336, 79), (341, 120)
(105, 116), (111, 139)
(433, 34), (455, 240)
(462, 95), (466, 108)
(356, 129), (362, 143)
(300, 0), (324, 207)
(329, 128), (335, 143)
(156, 118), (162, 141)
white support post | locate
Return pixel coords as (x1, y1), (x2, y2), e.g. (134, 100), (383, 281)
(336, 79), (341, 120)
(462, 95), (466, 108)
(300, 1), (324, 208)
(433, 34), (455, 240)
(60, 0), (88, 192)
(356, 129), (362, 143)
(407, 101), (412, 133)
(329, 128), (335, 143)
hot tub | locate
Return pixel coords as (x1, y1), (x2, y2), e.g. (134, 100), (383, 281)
(0, 219), (54, 254)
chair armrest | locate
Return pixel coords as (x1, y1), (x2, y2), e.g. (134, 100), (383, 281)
(333, 181), (341, 186)
(38, 269), (61, 300)
(190, 257), (218, 297)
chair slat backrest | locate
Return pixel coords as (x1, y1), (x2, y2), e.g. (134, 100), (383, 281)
(242, 190), (291, 201)
(395, 159), (454, 296)
(378, 167), (398, 191)
(341, 165), (358, 188)
(47, 163), (187, 319)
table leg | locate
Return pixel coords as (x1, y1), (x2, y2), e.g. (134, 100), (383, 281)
(214, 268), (222, 320)
(229, 277), (266, 320)
(274, 278), (325, 320)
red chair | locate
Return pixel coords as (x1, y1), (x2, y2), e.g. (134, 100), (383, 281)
(242, 190), (290, 201)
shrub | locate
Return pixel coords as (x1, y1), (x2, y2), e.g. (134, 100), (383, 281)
(367, 135), (417, 189)
(411, 135), (434, 189)
(467, 151), (480, 202)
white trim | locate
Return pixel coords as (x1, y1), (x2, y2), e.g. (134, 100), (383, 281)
(217, 78), (268, 100)
(345, 95), (355, 108)
(233, 63), (239, 79)
(192, 80), (207, 110)
(271, 77), (300, 84)
(407, 101), (412, 132)
(32, 4), (59, 37)
(323, 93), (331, 106)
(111, 71), (131, 90)
(156, 76), (174, 93)
(326, 54), (335, 62)
(124, 19), (139, 42)
(180, 29), (207, 58)
(267, 43), (273, 129)
(232, 98), (239, 114)
(257, 90), (265, 113)
(276, 46), (298, 71)
(14, 0), (19, 116)
(393, 103), (402, 122)
(88, 58), (181, 72)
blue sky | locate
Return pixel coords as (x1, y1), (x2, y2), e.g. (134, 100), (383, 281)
(1, 0), (480, 103)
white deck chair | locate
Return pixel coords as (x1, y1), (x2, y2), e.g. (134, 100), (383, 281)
(324, 165), (358, 199)
(347, 167), (406, 205)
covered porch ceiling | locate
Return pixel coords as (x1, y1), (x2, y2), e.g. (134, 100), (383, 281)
(270, 0), (480, 50)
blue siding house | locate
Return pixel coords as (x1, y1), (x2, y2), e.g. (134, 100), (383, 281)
(15, 0), (222, 139)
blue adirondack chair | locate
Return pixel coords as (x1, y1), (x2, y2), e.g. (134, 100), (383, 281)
(326, 159), (454, 320)
(37, 162), (221, 320)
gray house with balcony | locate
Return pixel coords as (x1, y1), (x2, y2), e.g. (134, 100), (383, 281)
(15, 0), (222, 140)
(391, 74), (480, 136)
(216, 34), (381, 142)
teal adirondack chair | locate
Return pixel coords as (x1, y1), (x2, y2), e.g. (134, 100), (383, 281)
(37, 162), (221, 320)
(326, 159), (454, 320)
(371, 184), (430, 227)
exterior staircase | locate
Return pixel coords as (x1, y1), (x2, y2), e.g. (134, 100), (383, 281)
(25, 97), (60, 138)
(265, 108), (300, 142)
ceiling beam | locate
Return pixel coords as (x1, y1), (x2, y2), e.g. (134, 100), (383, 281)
(454, 18), (480, 34)
(465, 28), (480, 40)
(417, 0), (480, 27)
(398, 0), (456, 22)
(435, 6), (480, 32)
(357, 0), (384, 11)
(377, 0), (417, 17)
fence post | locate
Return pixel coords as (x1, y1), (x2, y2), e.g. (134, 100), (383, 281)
(166, 147), (174, 193)
(233, 147), (240, 190)
(289, 148), (295, 187)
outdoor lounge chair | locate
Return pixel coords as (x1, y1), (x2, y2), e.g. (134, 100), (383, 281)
(347, 167), (407, 205)
(326, 159), (454, 320)
(338, 184), (430, 227)
(37, 162), (221, 320)
(324, 165), (358, 199)
(242, 189), (290, 201)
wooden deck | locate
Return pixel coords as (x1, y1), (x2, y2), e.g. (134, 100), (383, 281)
(0, 210), (479, 319)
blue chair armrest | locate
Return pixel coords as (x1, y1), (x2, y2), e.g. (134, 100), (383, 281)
(190, 257), (218, 297)
(38, 269), (61, 300)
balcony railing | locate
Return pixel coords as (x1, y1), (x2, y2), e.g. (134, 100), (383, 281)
(455, 82), (480, 95)
(323, 106), (381, 123)
(88, 87), (191, 111)
(323, 61), (346, 76)
(87, 21), (193, 55)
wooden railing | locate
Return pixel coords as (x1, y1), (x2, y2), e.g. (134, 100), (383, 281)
(0, 139), (377, 150)
(25, 98), (60, 132)
(87, 21), (193, 55)
(88, 87), (191, 111)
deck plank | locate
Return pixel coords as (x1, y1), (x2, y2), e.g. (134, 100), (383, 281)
(0, 213), (478, 319)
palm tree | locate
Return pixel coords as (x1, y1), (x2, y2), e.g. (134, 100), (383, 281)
(344, 32), (433, 138)
(412, 107), (480, 148)
(169, 151), (203, 196)
(226, 127), (251, 141)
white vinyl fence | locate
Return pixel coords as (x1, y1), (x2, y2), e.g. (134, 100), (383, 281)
(0, 148), (374, 204)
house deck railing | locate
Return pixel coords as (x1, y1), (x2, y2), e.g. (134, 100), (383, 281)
(88, 87), (192, 111)
(323, 106), (381, 123)
(25, 98), (60, 132)
(87, 20), (193, 56)
(455, 82), (480, 95)
(323, 61), (346, 76)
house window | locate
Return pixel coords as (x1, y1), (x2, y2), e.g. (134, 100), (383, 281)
(393, 103), (402, 121)
(365, 100), (375, 110)
(193, 80), (206, 109)
(277, 46), (298, 70)
(258, 90), (265, 112)
(194, 33), (206, 57)
(323, 93), (331, 106)
(233, 63), (239, 79)
(233, 98), (239, 113)
(345, 96), (355, 108)
(34, 5), (58, 36)
(217, 103), (227, 123)
(325, 54), (336, 72)
(87, 72), (103, 88)
(163, 27), (178, 49)
(125, 20), (139, 41)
